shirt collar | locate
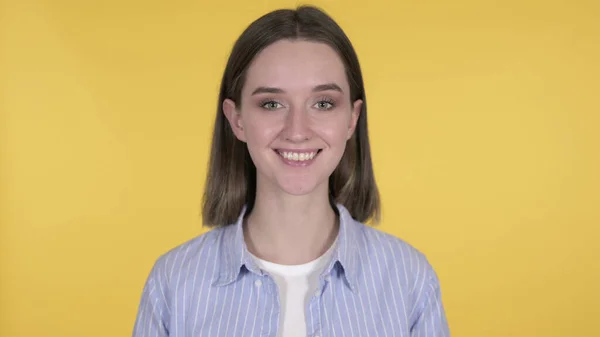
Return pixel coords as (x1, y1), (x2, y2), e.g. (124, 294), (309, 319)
(211, 205), (262, 287)
(212, 203), (361, 292)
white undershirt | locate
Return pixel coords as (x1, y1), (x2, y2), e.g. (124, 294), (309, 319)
(252, 241), (336, 337)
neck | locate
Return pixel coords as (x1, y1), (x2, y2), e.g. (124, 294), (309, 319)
(244, 179), (338, 265)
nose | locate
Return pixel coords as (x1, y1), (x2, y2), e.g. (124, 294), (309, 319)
(282, 106), (312, 142)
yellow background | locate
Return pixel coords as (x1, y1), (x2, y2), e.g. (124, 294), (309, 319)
(1, 0), (599, 336)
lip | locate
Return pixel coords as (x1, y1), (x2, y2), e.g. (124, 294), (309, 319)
(275, 148), (321, 153)
(274, 149), (322, 167)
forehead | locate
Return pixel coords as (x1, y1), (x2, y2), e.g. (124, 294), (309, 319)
(243, 39), (348, 94)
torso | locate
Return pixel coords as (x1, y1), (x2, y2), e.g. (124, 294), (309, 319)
(251, 238), (336, 337)
(132, 205), (449, 337)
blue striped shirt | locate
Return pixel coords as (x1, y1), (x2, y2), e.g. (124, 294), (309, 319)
(133, 204), (450, 336)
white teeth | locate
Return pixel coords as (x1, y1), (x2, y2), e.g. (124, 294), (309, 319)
(279, 151), (317, 161)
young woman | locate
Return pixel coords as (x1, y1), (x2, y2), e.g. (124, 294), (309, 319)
(133, 6), (449, 337)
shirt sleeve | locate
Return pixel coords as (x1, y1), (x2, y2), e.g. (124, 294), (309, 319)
(410, 266), (451, 337)
(132, 262), (170, 337)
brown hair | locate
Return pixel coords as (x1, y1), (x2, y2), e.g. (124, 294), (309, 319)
(202, 5), (380, 226)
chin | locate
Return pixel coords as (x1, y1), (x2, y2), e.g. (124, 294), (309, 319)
(278, 183), (318, 196)
(276, 177), (325, 197)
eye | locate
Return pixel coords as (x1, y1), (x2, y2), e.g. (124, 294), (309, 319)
(260, 100), (283, 110)
(314, 100), (335, 110)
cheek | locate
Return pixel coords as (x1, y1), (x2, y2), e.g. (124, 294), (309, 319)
(318, 119), (351, 145)
(243, 117), (280, 147)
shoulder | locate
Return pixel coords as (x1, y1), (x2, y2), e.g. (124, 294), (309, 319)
(356, 221), (440, 289)
(356, 222), (443, 319)
(359, 223), (430, 268)
(356, 223), (448, 330)
(147, 226), (228, 287)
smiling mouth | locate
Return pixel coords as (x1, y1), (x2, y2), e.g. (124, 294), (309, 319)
(274, 149), (322, 163)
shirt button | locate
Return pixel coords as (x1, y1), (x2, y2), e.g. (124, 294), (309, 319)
(254, 279), (262, 287)
(325, 275), (331, 282)
(314, 289), (321, 297)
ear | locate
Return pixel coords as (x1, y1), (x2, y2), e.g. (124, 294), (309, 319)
(223, 98), (246, 142)
(347, 99), (362, 139)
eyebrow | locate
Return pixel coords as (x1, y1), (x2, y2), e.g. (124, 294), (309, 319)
(250, 83), (343, 96)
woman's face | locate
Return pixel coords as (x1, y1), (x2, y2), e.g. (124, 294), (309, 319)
(224, 39), (361, 197)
